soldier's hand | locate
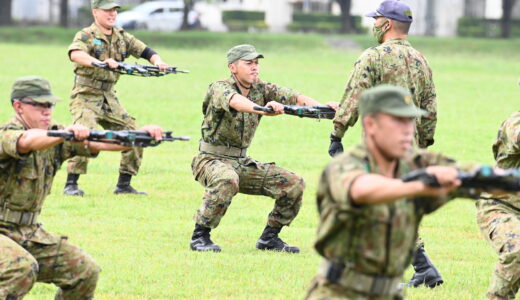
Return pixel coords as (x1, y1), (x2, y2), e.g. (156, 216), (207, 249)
(328, 134), (343, 157)
(140, 125), (163, 141)
(154, 60), (169, 71)
(265, 101), (284, 115)
(426, 166), (460, 186)
(416, 166), (461, 197)
(64, 124), (90, 141)
(325, 102), (339, 111)
(103, 58), (119, 69)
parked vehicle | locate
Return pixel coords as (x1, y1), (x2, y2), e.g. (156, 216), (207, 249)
(116, 1), (199, 31)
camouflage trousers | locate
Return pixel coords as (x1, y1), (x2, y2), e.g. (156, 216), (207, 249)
(306, 275), (404, 300)
(67, 86), (142, 176)
(0, 224), (100, 299)
(476, 199), (520, 300)
(191, 154), (305, 229)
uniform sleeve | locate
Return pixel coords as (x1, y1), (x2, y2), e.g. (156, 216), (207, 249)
(498, 117), (520, 155)
(123, 31), (148, 58)
(417, 61), (437, 148)
(206, 81), (237, 113)
(332, 49), (378, 138)
(68, 30), (91, 57)
(324, 156), (367, 208)
(60, 142), (98, 161)
(0, 130), (29, 160)
(263, 82), (300, 105)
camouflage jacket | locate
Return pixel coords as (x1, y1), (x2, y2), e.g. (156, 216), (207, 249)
(314, 144), (477, 277)
(0, 118), (94, 215)
(68, 23), (147, 85)
(200, 76), (300, 149)
(332, 38), (437, 148)
(481, 111), (520, 210)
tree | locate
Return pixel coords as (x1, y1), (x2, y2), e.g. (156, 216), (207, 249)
(0, 0), (13, 26)
(180, 0), (194, 30)
(336, 0), (354, 33)
(60, 0), (69, 27)
(501, 0), (518, 38)
(464, 0), (486, 17)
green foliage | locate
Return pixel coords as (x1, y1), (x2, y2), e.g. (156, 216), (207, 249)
(289, 13), (364, 34)
(222, 10), (265, 22)
(457, 17), (520, 38)
(0, 29), (519, 299)
(222, 10), (267, 32)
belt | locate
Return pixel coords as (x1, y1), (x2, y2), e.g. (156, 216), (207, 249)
(320, 260), (401, 296)
(199, 141), (247, 158)
(0, 207), (39, 226)
(75, 75), (114, 91)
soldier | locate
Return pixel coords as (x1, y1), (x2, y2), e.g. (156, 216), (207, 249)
(189, 44), (338, 253)
(476, 84), (520, 300)
(307, 85), (493, 300)
(64, 0), (170, 196)
(0, 76), (164, 299)
(328, 0), (440, 287)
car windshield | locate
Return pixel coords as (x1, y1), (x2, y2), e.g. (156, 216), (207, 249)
(131, 3), (163, 14)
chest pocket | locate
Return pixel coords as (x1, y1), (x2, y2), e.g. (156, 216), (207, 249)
(114, 38), (127, 62)
(4, 158), (40, 211)
(92, 38), (108, 61)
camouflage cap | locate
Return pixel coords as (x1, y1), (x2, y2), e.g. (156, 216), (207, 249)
(91, 0), (120, 9)
(359, 85), (426, 118)
(227, 44), (264, 65)
(11, 76), (62, 103)
(366, 0), (413, 23)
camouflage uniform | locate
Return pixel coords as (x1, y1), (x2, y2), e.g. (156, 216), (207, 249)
(67, 23), (147, 175)
(192, 76), (305, 229)
(306, 144), (478, 300)
(477, 111), (520, 299)
(332, 38), (437, 148)
(0, 119), (100, 299)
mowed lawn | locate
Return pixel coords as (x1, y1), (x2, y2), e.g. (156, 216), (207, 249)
(0, 28), (519, 299)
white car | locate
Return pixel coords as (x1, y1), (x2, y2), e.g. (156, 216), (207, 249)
(116, 1), (199, 31)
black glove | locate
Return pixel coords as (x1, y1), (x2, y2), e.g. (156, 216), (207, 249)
(328, 134), (344, 157)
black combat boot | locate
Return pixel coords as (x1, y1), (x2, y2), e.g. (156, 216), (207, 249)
(407, 246), (444, 288)
(256, 225), (300, 253)
(113, 173), (147, 195)
(63, 173), (84, 196)
(190, 224), (221, 252)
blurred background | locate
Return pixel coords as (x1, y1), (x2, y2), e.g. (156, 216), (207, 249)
(0, 0), (518, 39)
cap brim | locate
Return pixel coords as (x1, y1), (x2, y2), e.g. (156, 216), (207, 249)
(32, 94), (62, 103)
(382, 106), (427, 118)
(98, 3), (120, 9)
(241, 53), (264, 61)
(365, 11), (379, 18)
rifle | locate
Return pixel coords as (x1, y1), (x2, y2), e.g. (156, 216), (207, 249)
(48, 130), (190, 147)
(91, 61), (189, 77)
(401, 166), (520, 192)
(253, 105), (335, 120)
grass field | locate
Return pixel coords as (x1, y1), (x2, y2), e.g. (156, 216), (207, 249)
(0, 27), (519, 299)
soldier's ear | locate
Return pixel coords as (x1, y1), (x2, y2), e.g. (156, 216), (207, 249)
(229, 63), (237, 74)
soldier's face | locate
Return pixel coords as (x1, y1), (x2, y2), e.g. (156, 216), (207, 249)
(13, 99), (54, 129)
(230, 59), (260, 85)
(93, 8), (117, 29)
(365, 113), (414, 159)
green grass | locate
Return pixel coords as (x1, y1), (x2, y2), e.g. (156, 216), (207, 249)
(0, 28), (519, 299)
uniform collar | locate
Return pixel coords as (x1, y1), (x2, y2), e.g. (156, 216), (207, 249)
(356, 143), (408, 178)
(227, 75), (260, 94)
(382, 38), (411, 47)
(89, 22), (122, 44)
